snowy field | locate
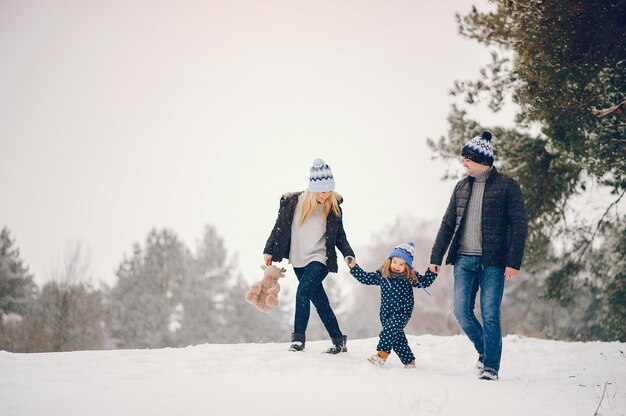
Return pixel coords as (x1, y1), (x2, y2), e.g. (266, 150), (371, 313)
(1, 335), (624, 416)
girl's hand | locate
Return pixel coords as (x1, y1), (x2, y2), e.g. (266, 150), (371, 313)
(345, 256), (356, 269)
(264, 254), (272, 266)
(429, 264), (440, 274)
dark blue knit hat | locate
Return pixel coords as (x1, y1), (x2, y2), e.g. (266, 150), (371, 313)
(461, 131), (494, 166)
(388, 242), (415, 268)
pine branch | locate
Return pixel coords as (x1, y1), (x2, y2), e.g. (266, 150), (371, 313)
(577, 188), (626, 264)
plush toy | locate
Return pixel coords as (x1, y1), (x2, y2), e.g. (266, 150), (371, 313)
(245, 264), (286, 312)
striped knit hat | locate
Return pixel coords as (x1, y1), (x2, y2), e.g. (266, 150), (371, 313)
(461, 131), (494, 166)
(388, 242), (415, 269)
(307, 158), (336, 192)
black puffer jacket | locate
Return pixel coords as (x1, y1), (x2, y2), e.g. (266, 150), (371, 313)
(263, 192), (355, 273)
(430, 167), (528, 269)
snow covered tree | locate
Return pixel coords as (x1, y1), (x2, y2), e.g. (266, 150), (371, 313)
(0, 226), (36, 318)
(106, 229), (191, 348)
(0, 227), (37, 351)
(583, 220), (626, 341)
(106, 226), (289, 348)
(428, 0), (625, 340)
(179, 225), (230, 343)
(183, 225), (287, 344)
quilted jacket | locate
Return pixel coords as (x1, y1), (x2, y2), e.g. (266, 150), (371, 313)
(430, 167), (528, 269)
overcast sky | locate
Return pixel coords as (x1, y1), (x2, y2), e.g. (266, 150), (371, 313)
(1, 0), (518, 286)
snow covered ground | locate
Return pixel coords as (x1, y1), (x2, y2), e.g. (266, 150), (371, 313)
(1, 335), (624, 416)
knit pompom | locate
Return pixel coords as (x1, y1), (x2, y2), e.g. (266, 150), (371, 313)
(481, 131), (492, 141)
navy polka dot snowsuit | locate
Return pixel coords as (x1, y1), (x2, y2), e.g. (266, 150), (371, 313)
(350, 265), (437, 365)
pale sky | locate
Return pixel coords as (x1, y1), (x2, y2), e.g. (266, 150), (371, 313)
(1, 0), (516, 286)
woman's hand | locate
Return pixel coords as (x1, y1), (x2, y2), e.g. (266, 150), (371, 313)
(345, 256), (356, 269)
(264, 254), (272, 266)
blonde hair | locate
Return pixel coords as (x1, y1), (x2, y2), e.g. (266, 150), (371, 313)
(298, 191), (342, 226)
(380, 258), (417, 280)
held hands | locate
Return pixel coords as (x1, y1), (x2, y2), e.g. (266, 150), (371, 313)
(429, 264), (440, 274)
(263, 254), (272, 267)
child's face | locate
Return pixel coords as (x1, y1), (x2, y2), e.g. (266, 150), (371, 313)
(390, 257), (407, 273)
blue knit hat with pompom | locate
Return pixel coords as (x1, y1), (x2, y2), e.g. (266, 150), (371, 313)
(461, 131), (494, 166)
(388, 242), (415, 268)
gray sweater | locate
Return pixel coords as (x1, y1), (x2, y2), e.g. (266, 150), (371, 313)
(458, 168), (491, 256)
(289, 193), (327, 267)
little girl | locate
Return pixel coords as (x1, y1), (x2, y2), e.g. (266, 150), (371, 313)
(347, 242), (437, 368)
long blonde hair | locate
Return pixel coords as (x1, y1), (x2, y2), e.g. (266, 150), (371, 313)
(298, 191), (342, 226)
(380, 258), (417, 280)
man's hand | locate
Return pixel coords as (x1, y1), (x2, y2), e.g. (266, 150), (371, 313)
(504, 267), (519, 281)
(429, 264), (441, 274)
(345, 256), (356, 269)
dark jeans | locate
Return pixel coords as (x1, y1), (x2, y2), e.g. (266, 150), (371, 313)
(293, 261), (342, 339)
(453, 255), (505, 372)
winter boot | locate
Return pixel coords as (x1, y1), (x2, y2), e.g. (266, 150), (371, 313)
(289, 333), (305, 352)
(367, 351), (388, 367)
(324, 335), (347, 354)
(479, 368), (499, 381)
(404, 361), (416, 369)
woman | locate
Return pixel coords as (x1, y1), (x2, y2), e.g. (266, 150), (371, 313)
(263, 158), (355, 353)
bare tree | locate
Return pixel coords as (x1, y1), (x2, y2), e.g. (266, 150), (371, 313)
(22, 242), (104, 352)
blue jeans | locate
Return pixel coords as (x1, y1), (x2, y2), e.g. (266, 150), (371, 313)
(293, 261), (343, 339)
(453, 255), (505, 372)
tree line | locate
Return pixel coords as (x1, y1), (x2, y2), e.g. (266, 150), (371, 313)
(0, 225), (288, 352)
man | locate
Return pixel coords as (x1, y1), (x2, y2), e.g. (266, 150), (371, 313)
(429, 131), (528, 381)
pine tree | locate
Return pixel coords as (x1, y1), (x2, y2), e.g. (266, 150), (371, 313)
(106, 225), (290, 348)
(0, 227), (37, 351)
(106, 229), (191, 348)
(186, 225), (287, 344)
(0, 226), (36, 318)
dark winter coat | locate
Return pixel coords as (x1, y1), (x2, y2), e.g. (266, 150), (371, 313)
(263, 192), (355, 273)
(430, 166), (528, 269)
(349, 265), (437, 321)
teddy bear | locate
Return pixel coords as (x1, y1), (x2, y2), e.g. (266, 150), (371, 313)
(245, 264), (286, 312)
